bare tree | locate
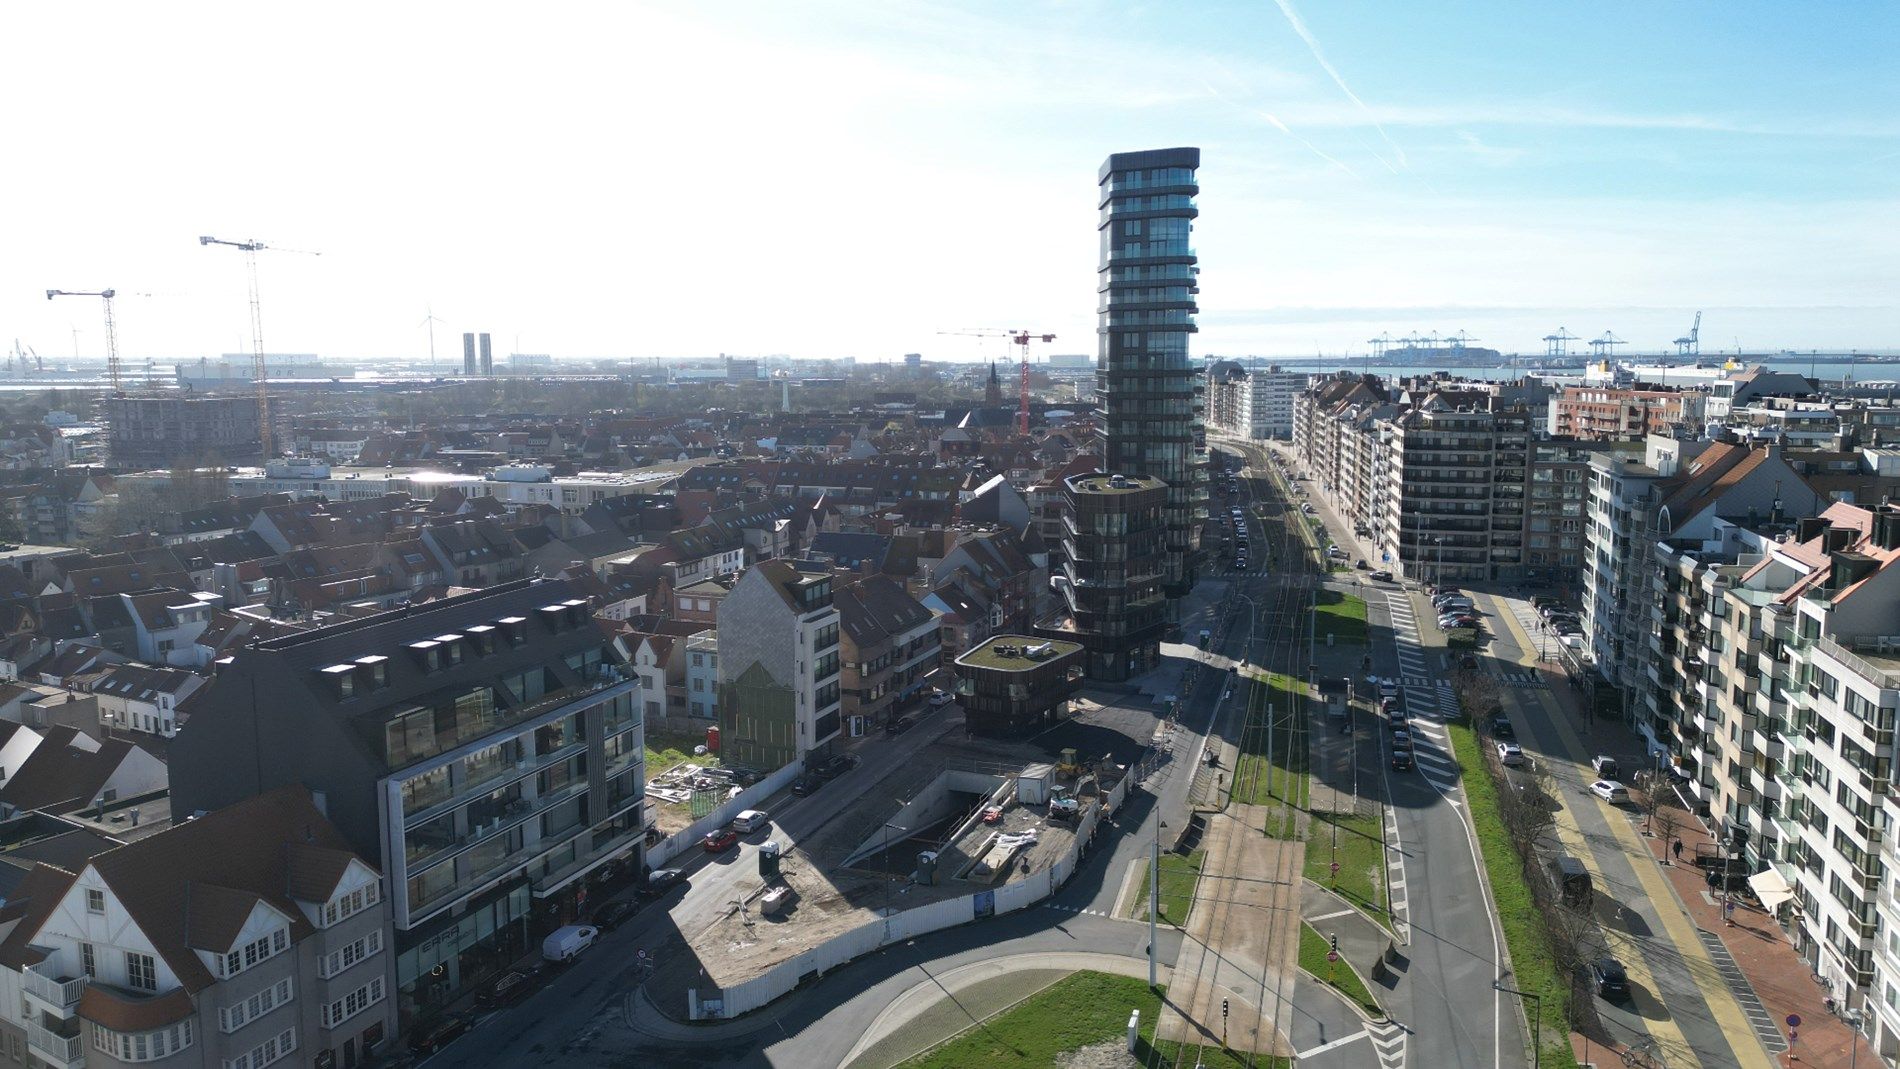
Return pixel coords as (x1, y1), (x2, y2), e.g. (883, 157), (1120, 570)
(1455, 671), (1504, 725)
(1655, 807), (1682, 863)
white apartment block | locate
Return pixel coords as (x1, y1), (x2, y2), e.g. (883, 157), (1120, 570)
(716, 561), (843, 771)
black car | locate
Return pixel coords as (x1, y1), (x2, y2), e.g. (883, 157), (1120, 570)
(474, 968), (540, 1011)
(814, 754), (858, 780)
(1390, 748), (1414, 771)
(885, 716), (913, 736)
(644, 868), (685, 894)
(1591, 957), (1630, 1000)
(591, 899), (639, 931)
(1489, 716), (1516, 740)
(790, 776), (821, 797)
(409, 1011), (475, 1055)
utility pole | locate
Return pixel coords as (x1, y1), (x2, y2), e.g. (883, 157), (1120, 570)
(1149, 817), (1166, 986)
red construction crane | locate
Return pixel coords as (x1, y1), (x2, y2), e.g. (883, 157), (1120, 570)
(1009, 331), (1055, 436)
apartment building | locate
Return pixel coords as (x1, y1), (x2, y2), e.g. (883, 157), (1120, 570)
(1527, 440), (1605, 587)
(1583, 437), (1820, 750)
(170, 578), (643, 1026)
(954, 635), (1084, 737)
(1041, 472), (1167, 681)
(1694, 505), (1900, 1038)
(0, 785), (394, 1069)
(1549, 385), (1705, 441)
(1381, 396), (1534, 584)
(1208, 364), (1306, 440)
(716, 561), (842, 770)
(834, 575), (939, 737)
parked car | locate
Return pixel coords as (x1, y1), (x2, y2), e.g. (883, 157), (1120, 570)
(1369, 570), (1393, 582)
(645, 868), (685, 894)
(702, 829), (740, 853)
(790, 776), (820, 797)
(1496, 741), (1524, 767)
(409, 1012), (475, 1055)
(541, 924), (599, 964)
(730, 809), (770, 833)
(885, 716), (913, 736)
(1591, 957), (1630, 1000)
(928, 690), (955, 708)
(1378, 680), (1400, 701)
(1590, 780), (1630, 804)
(474, 968), (540, 1011)
(591, 899), (639, 932)
(1591, 755), (1621, 779)
(1354, 559), (1368, 569)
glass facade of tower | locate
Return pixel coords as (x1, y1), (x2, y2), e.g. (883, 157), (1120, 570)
(1095, 148), (1207, 603)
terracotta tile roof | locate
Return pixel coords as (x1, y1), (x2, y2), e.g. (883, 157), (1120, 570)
(183, 882), (266, 952)
(283, 841), (357, 903)
(78, 985), (195, 1032)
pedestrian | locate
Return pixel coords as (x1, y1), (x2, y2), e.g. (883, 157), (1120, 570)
(1671, 839), (1683, 865)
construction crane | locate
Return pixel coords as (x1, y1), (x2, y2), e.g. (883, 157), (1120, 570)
(199, 235), (320, 457)
(935, 328), (1054, 435)
(1541, 327), (1580, 358)
(1588, 331), (1627, 358)
(1673, 311), (1702, 357)
(44, 289), (120, 391)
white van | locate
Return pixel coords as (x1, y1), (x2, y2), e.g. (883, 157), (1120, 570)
(731, 809), (770, 834)
(541, 924), (599, 963)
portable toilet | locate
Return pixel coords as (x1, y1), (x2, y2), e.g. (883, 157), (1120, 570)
(759, 840), (781, 879)
(917, 850), (938, 886)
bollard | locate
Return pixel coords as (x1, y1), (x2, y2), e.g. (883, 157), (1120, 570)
(1127, 1010), (1141, 1052)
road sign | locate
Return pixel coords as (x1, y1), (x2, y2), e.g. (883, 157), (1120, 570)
(1327, 950), (1340, 963)
(1330, 861), (1341, 875)
(1787, 1013), (1802, 1029)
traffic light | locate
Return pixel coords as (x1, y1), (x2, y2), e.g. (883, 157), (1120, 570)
(1222, 997), (1229, 1018)
(1330, 933), (1340, 953)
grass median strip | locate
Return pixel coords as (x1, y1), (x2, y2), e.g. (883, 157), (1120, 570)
(1447, 720), (1581, 1069)
(1124, 850), (1205, 924)
(1299, 922), (1383, 1019)
(1234, 671), (1311, 837)
(1313, 590), (1368, 644)
(899, 971), (1287, 1069)
(1305, 811), (1391, 932)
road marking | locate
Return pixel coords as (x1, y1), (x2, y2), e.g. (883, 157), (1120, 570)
(1308, 907), (1358, 923)
(1296, 1029), (1370, 1058)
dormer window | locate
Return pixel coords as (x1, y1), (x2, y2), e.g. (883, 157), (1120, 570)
(353, 655), (389, 690)
(466, 624), (496, 656)
(497, 616), (527, 646)
(434, 634), (465, 666)
(562, 599), (589, 627)
(406, 640), (442, 672)
(537, 604), (568, 632)
(320, 664), (357, 699)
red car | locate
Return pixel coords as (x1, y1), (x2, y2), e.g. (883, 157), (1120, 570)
(702, 829), (739, 853)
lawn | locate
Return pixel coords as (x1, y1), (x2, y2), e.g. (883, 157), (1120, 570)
(1124, 850), (1206, 925)
(1447, 721), (1581, 1069)
(1299, 922), (1384, 1019)
(1304, 811), (1391, 931)
(644, 732), (718, 774)
(1232, 671), (1310, 839)
(1313, 590), (1369, 644)
(899, 971), (1287, 1069)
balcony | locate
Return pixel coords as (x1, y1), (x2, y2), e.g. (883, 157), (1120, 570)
(27, 1022), (81, 1068)
(23, 965), (84, 1015)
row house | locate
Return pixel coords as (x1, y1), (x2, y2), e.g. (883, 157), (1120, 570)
(716, 561), (842, 771)
(0, 785), (396, 1069)
(834, 575), (939, 737)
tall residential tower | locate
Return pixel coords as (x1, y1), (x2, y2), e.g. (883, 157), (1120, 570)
(1095, 148), (1207, 604)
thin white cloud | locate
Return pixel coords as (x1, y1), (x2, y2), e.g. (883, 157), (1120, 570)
(1270, 0), (1409, 170)
(1199, 79), (1360, 179)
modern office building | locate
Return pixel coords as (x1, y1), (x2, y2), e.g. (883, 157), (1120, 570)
(1042, 472), (1168, 680)
(1094, 147), (1207, 606)
(169, 578), (643, 1027)
(954, 635), (1085, 737)
(716, 561), (843, 770)
(0, 785), (397, 1069)
(104, 396), (263, 467)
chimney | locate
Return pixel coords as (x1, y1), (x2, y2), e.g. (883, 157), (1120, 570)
(462, 333), (477, 376)
(479, 333), (494, 377)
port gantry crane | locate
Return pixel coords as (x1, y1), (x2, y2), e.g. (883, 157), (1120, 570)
(935, 328), (1056, 436)
(198, 235), (319, 458)
(1588, 331), (1628, 358)
(44, 289), (120, 391)
(1674, 311), (1702, 357)
(1542, 327), (1581, 359)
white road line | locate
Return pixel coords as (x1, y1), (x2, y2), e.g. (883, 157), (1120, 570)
(1308, 907), (1358, 923)
(1297, 1030), (1371, 1058)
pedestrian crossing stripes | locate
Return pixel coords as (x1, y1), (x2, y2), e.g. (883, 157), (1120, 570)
(1498, 670), (1547, 688)
(1043, 903), (1116, 918)
(1695, 929), (1789, 1054)
(1394, 677), (1453, 689)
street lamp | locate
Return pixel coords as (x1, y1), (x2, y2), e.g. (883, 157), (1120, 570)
(1149, 817), (1168, 987)
(1433, 536), (1445, 590)
(1495, 982), (1544, 1068)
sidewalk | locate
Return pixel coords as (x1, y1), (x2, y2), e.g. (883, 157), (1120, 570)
(1532, 646), (1880, 1068)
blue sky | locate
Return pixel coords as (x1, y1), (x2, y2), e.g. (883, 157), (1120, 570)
(3, 1), (1895, 363)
